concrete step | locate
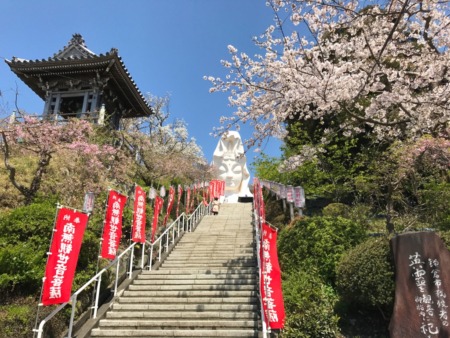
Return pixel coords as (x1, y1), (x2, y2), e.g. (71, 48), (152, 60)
(160, 263), (256, 268)
(137, 274), (256, 280)
(91, 328), (258, 337)
(96, 319), (257, 329)
(141, 268), (257, 274)
(133, 279), (255, 285)
(118, 297), (258, 304)
(168, 252), (254, 257)
(111, 303), (258, 312)
(163, 259), (256, 265)
(128, 284), (257, 291)
(122, 290), (258, 298)
(176, 243), (254, 253)
(106, 311), (257, 319)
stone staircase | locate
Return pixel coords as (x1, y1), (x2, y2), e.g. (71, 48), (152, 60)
(90, 202), (259, 337)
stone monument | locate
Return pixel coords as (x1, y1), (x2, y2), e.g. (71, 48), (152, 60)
(212, 131), (253, 203)
(389, 231), (450, 337)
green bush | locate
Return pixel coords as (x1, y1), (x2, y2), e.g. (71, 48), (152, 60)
(281, 269), (340, 338)
(0, 198), (57, 246)
(0, 200), (56, 295)
(0, 199), (101, 296)
(278, 216), (366, 283)
(322, 203), (350, 217)
(336, 236), (394, 309)
(419, 182), (450, 230)
(0, 304), (33, 337)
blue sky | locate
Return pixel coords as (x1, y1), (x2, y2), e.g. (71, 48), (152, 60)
(0, 1), (282, 173)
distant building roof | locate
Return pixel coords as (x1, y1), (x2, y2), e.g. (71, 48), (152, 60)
(5, 34), (153, 118)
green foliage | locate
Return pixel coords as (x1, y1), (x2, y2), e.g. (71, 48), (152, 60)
(282, 118), (387, 203)
(251, 154), (283, 182)
(322, 203), (350, 217)
(419, 181), (450, 230)
(278, 216), (366, 284)
(436, 230), (450, 251)
(281, 269), (340, 338)
(0, 243), (45, 293)
(0, 197), (57, 246)
(0, 199), (56, 294)
(336, 236), (395, 309)
(0, 304), (32, 337)
(0, 198), (101, 295)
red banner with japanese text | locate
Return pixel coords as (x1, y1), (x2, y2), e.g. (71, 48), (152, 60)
(101, 190), (127, 260)
(185, 187), (191, 214)
(209, 181), (215, 202)
(176, 185), (183, 218)
(259, 183), (266, 223)
(189, 185), (195, 213)
(203, 184), (208, 206)
(132, 185), (146, 243)
(151, 196), (164, 242)
(219, 180), (225, 197)
(260, 223), (285, 329)
(42, 207), (89, 306)
(163, 186), (175, 226)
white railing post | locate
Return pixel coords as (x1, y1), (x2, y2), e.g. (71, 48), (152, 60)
(149, 244), (154, 271)
(66, 294), (77, 338)
(158, 241), (162, 261)
(140, 242), (145, 270)
(128, 245), (134, 279)
(93, 274), (102, 319)
(114, 259), (120, 296)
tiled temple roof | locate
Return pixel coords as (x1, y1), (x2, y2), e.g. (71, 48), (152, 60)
(5, 34), (153, 118)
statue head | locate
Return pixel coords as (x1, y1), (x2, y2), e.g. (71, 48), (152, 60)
(212, 131), (252, 201)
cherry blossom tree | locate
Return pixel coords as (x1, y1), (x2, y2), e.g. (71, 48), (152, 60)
(208, 0), (450, 167)
(119, 94), (212, 185)
(0, 115), (130, 205)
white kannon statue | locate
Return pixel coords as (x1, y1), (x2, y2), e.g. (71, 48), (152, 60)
(212, 131), (253, 203)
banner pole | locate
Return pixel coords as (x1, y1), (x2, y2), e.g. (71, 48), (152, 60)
(33, 203), (62, 338)
(90, 189), (110, 318)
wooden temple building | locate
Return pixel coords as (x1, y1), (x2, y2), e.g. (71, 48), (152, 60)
(5, 34), (153, 129)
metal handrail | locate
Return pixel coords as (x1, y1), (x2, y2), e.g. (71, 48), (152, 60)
(33, 201), (211, 338)
(146, 202), (210, 270)
(253, 205), (269, 338)
(34, 241), (139, 338)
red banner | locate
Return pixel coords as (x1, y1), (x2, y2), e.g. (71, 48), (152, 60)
(132, 185), (146, 243)
(101, 190), (127, 259)
(209, 180), (225, 200)
(163, 186), (175, 226)
(219, 180), (225, 197)
(176, 185), (183, 218)
(259, 184), (266, 223)
(42, 207), (89, 306)
(151, 196), (164, 242)
(203, 184), (208, 206)
(209, 181), (215, 202)
(260, 223), (285, 329)
(185, 187), (191, 214)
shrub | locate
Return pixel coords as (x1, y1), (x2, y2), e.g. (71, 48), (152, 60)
(336, 236), (394, 310)
(0, 198), (57, 246)
(278, 216), (366, 283)
(0, 303), (33, 338)
(322, 203), (350, 217)
(0, 199), (56, 295)
(281, 269), (340, 338)
(0, 198), (101, 296)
